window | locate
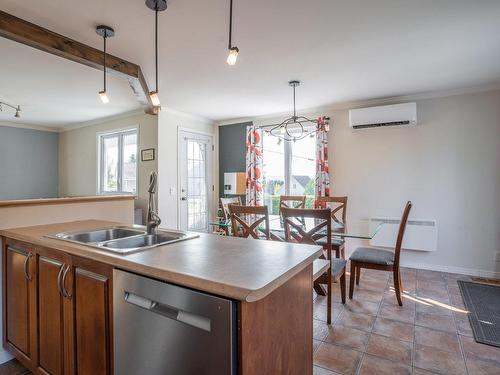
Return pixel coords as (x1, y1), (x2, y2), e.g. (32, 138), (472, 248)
(262, 130), (316, 214)
(98, 128), (138, 194)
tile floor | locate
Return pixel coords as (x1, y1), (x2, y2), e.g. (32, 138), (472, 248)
(2, 268), (499, 375)
(313, 266), (500, 375)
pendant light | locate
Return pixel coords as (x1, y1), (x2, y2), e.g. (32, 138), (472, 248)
(96, 25), (115, 104)
(146, 0), (167, 107)
(264, 81), (330, 142)
(227, 0), (239, 65)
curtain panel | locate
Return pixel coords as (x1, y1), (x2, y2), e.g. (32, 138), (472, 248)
(245, 124), (264, 206)
(315, 116), (331, 199)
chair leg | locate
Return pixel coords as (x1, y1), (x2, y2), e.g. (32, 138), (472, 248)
(355, 266), (361, 285)
(341, 246), (345, 260)
(327, 272), (332, 324)
(349, 262), (356, 299)
(340, 272), (346, 304)
(393, 269), (403, 306)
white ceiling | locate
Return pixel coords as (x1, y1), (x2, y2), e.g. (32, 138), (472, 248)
(1, 0), (499, 125)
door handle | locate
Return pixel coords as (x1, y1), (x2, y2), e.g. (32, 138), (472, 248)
(180, 197), (187, 201)
(61, 265), (72, 299)
(23, 252), (33, 281)
(57, 264), (65, 296)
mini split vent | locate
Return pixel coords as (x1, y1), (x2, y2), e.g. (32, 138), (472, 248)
(349, 102), (417, 129)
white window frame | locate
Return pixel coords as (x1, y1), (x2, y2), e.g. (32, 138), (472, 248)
(97, 126), (139, 195)
(263, 128), (316, 196)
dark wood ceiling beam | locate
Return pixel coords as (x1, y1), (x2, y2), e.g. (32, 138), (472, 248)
(0, 10), (158, 114)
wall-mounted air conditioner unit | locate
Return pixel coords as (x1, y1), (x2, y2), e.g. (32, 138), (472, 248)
(349, 102), (417, 129)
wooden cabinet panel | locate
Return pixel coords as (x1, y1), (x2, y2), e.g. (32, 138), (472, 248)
(73, 259), (112, 375)
(5, 247), (32, 357)
(37, 256), (65, 375)
(239, 264), (313, 375)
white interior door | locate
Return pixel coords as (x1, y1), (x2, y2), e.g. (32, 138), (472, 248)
(179, 130), (213, 232)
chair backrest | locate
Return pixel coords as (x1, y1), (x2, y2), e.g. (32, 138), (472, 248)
(220, 196), (242, 220)
(228, 204), (270, 240)
(280, 195), (306, 209)
(315, 196), (347, 223)
(393, 201), (413, 267)
(281, 207), (332, 260)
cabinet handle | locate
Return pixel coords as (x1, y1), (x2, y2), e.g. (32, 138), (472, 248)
(61, 265), (72, 299)
(23, 253), (33, 281)
(57, 264), (65, 296)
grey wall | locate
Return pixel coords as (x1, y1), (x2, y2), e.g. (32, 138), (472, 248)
(0, 126), (58, 199)
(218, 122), (249, 201)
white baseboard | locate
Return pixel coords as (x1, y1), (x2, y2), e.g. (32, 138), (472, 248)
(0, 348), (13, 364)
(400, 260), (500, 279)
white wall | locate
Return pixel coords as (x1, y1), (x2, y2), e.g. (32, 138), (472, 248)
(59, 112), (158, 221)
(228, 89), (500, 277)
(157, 108), (216, 229)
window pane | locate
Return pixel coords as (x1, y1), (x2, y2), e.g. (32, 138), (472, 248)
(262, 132), (285, 214)
(122, 132), (137, 193)
(291, 135), (316, 208)
(102, 136), (119, 192)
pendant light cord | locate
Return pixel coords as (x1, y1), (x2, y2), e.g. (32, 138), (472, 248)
(293, 84), (296, 119)
(103, 34), (107, 92)
(155, 8), (159, 92)
(228, 0), (233, 49)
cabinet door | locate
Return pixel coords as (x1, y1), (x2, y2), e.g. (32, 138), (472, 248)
(4, 245), (36, 365)
(36, 254), (67, 375)
(72, 258), (112, 375)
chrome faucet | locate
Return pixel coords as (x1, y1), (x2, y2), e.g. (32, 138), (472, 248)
(146, 171), (161, 235)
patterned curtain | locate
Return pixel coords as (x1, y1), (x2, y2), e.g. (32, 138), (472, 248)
(245, 124), (264, 206)
(315, 116), (331, 199)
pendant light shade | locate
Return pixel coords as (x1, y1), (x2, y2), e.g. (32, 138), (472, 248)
(227, 0), (239, 65)
(146, 0), (167, 108)
(96, 25), (114, 104)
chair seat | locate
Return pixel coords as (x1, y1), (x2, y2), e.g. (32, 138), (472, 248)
(331, 258), (347, 276)
(350, 247), (394, 266)
(316, 237), (345, 248)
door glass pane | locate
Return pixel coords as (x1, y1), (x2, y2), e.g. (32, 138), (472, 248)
(291, 135), (316, 208)
(187, 140), (208, 231)
(102, 136), (119, 192)
(122, 132), (138, 193)
(262, 132), (285, 214)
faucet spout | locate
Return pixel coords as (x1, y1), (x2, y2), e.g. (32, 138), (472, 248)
(146, 171), (161, 235)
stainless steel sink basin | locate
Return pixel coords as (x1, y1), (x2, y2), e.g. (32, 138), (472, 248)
(46, 226), (199, 255)
(54, 228), (144, 243)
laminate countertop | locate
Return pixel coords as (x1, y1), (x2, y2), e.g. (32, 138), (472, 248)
(0, 220), (322, 302)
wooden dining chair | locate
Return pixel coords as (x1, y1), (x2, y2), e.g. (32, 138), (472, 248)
(315, 196), (348, 259)
(349, 201), (412, 306)
(281, 207), (347, 324)
(228, 204), (271, 240)
(279, 195), (306, 209)
(220, 197), (242, 220)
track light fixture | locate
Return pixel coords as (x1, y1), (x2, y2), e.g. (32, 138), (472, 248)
(0, 101), (21, 118)
(227, 0), (239, 65)
(145, 0), (167, 108)
(96, 25), (115, 104)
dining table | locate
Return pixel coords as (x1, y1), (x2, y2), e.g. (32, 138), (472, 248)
(210, 214), (383, 240)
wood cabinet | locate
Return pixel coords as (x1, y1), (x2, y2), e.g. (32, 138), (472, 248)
(2, 238), (113, 375)
(3, 241), (36, 368)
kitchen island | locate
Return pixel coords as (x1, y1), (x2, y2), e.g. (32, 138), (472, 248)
(1, 220), (321, 375)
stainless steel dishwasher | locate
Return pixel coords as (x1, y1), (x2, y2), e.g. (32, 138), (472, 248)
(113, 269), (237, 375)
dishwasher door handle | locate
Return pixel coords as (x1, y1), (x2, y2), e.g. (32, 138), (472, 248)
(124, 291), (211, 332)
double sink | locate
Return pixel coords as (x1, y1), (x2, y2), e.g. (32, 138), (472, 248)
(47, 226), (199, 255)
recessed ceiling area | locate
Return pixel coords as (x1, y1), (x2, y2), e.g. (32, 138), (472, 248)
(0, 38), (140, 127)
(1, 0), (499, 123)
